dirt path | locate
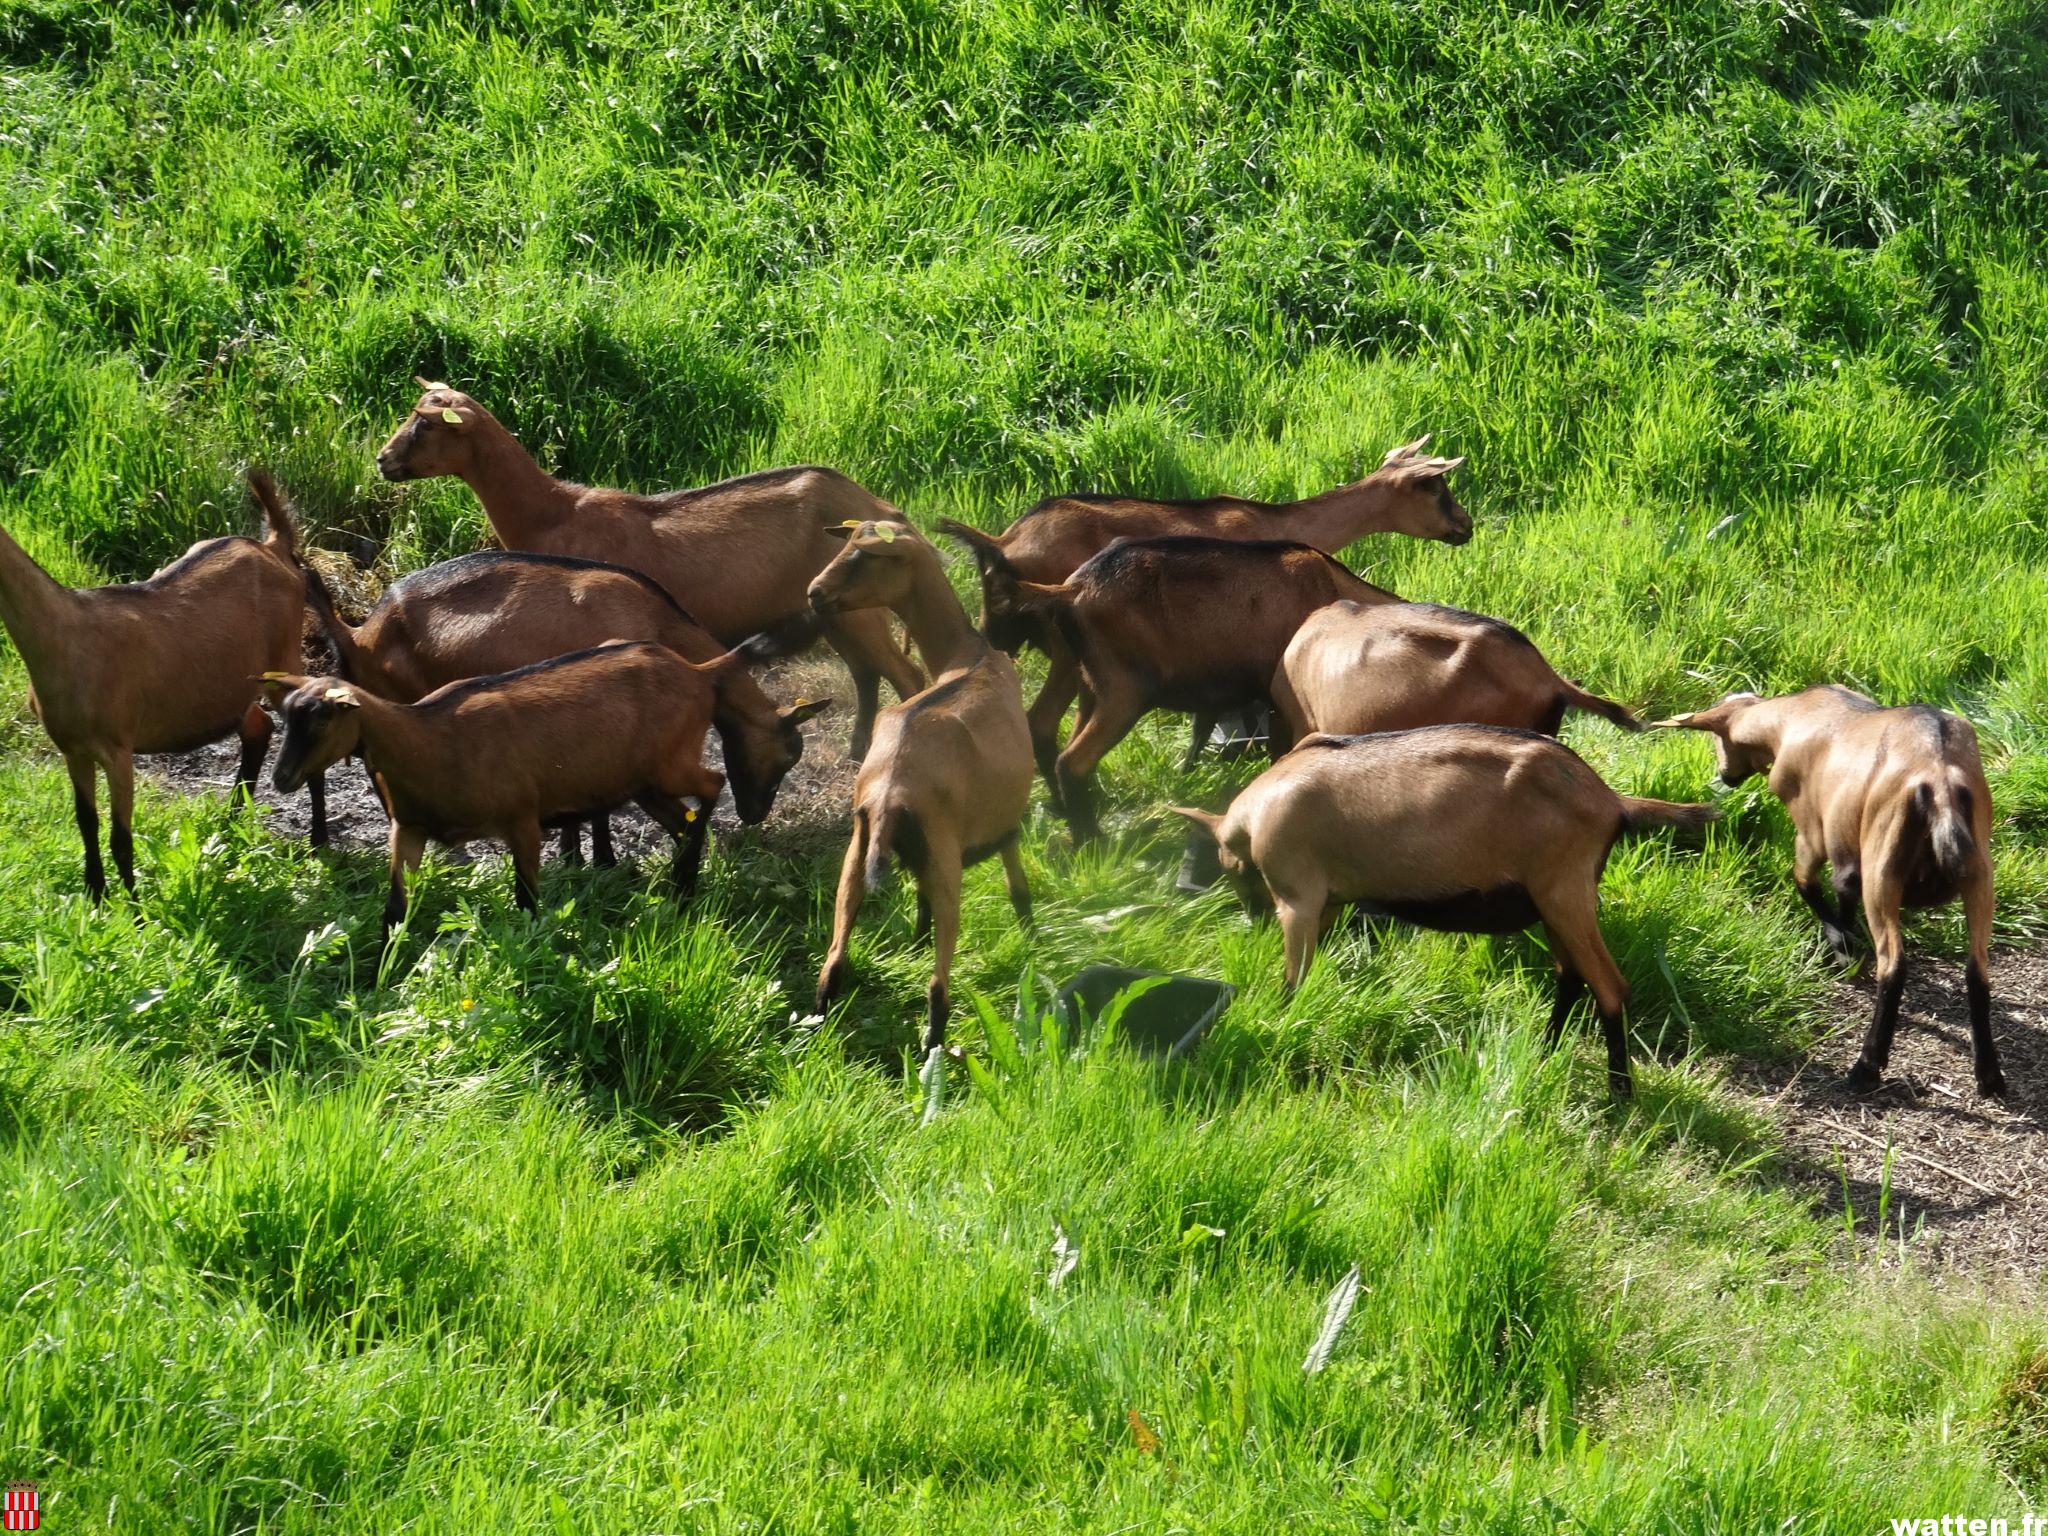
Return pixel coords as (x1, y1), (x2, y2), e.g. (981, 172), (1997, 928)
(1735, 947), (2048, 1281)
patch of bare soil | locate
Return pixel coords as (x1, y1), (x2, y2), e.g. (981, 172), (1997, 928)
(1735, 945), (2048, 1282)
(142, 650), (860, 863)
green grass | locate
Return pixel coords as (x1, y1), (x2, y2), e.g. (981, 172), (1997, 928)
(3, 0), (2048, 1528)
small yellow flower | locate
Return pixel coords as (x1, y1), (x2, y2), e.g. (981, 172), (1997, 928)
(460, 998), (474, 1011)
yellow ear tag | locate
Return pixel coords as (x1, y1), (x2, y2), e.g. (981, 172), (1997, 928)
(323, 686), (353, 703)
(794, 696), (812, 708)
(838, 519), (863, 529)
(440, 408), (463, 424)
(684, 807), (698, 823)
(874, 523), (898, 542)
(261, 671), (293, 682)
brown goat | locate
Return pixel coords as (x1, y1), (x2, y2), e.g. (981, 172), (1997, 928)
(267, 641), (746, 931)
(938, 437), (1466, 760)
(1173, 726), (1718, 1096)
(300, 548), (830, 854)
(375, 382), (923, 758)
(1658, 686), (2003, 1096)
(948, 534), (1401, 840)
(807, 521), (1034, 1056)
(1271, 600), (1642, 749)
(943, 435), (1469, 593)
(0, 471), (311, 899)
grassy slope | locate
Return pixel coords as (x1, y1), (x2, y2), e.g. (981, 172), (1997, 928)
(2, 0), (2048, 1528)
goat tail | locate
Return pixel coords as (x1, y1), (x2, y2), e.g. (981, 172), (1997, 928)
(246, 467), (299, 564)
(1618, 796), (1720, 836)
(1913, 779), (1977, 885)
(862, 803), (898, 892)
(1562, 680), (1644, 732)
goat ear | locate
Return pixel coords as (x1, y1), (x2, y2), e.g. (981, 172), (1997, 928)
(824, 521), (859, 541)
(260, 671), (306, 705)
(1652, 699), (1743, 734)
(935, 517), (1015, 579)
(1436, 454), (1467, 474)
(1381, 434), (1430, 466)
(1166, 805), (1225, 841)
(781, 696), (835, 726)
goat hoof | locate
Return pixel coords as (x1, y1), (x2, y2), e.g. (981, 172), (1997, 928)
(1607, 1070), (1634, 1100)
(1844, 1059), (1884, 1094)
(1977, 1070), (2008, 1099)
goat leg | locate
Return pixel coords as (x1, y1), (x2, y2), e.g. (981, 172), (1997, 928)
(1846, 878), (1906, 1092)
(1964, 872), (2004, 1097)
(66, 755), (105, 902)
(918, 848), (962, 1054)
(106, 752), (136, 895)
(233, 701), (272, 797)
(815, 810), (872, 1013)
(1796, 880), (1857, 962)
(507, 821), (543, 915)
(1181, 712), (1215, 772)
(307, 770), (329, 849)
(558, 821), (585, 867)
(1545, 967), (1588, 1047)
(383, 823), (426, 936)
(999, 837), (1032, 928)
(589, 817), (617, 868)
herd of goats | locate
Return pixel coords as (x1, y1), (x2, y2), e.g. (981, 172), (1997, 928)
(0, 381), (2007, 1101)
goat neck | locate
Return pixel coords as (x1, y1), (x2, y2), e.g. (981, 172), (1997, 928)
(895, 551), (987, 676)
(462, 416), (582, 546)
(1277, 479), (1404, 550)
(0, 522), (80, 677)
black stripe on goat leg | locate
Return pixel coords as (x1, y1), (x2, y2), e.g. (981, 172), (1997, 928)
(307, 771), (329, 849)
(67, 756), (104, 902)
(590, 817), (617, 868)
(234, 701), (271, 798)
(1546, 967), (1587, 1047)
(107, 752), (136, 895)
(558, 821), (585, 867)
(1847, 962), (1907, 1093)
(1964, 868), (2004, 1096)
(508, 820), (542, 914)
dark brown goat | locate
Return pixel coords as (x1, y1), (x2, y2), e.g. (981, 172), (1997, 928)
(0, 471), (311, 898)
(1271, 600), (1641, 749)
(1174, 725), (1717, 1096)
(948, 535), (1401, 840)
(301, 549), (830, 855)
(375, 382), (923, 758)
(938, 437), (1466, 760)
(267, 641), (745, 931)
(807, 521), (1034, 1057)
(1658, 686), (2003, 1096)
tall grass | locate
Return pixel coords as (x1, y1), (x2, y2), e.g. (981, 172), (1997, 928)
(2, 0), (2047, 1528)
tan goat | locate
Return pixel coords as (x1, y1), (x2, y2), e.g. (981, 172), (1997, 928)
(1659, 686), (2003, 1096)
(1271, 600), (1641, 749)
(300, 546), (830, 855)
(375, 382), (922, 758)
(0, 471), (310, 898)
(266, 641), (743, 931)
(1174, 726), (1717, 1096)
(806, 521), (1034, 1055)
